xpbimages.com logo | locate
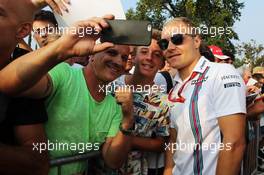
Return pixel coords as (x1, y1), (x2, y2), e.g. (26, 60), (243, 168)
(32, 24), (100, 38)
(98, 82), (167, 95)
(32, 140), (100, 154)
(165, 141), (232, 153)
(163, 24), (232, 38)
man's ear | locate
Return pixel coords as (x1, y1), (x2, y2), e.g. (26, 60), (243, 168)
(89, 55), (95, 62)
(16, 23), (32, 39)
(194, 35), (202, 50)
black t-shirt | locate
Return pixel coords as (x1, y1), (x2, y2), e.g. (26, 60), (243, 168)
(0, 92), (10, 123)
(0, 48), (48, 145)
(0, 97), (48, 145)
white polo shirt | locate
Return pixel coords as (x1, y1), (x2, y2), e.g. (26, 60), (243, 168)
(169, 56), (246, 175)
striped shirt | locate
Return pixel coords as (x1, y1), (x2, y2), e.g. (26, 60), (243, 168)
(169, 56), (246, 175)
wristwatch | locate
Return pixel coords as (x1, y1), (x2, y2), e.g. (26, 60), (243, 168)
(119, 123), (134, 136)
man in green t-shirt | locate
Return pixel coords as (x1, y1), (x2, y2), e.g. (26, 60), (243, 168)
(18, 45), (134, 175)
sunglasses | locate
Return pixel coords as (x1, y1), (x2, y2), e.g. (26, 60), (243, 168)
(158, 34), (195, 50)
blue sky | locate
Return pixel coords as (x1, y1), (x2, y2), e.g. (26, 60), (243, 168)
(121, 0), (264, 46)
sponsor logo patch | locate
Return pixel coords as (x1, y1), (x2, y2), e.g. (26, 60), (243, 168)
(221, 75), (240, 81)
(224, 82), (241, 88)
(191, 76), (208, 85)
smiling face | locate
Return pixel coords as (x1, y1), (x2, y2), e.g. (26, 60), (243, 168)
(161, 21), (201, 71)
(90, 45), (130, 83)
(134, 39), (164, 78)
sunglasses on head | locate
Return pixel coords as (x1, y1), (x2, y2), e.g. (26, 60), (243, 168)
(158, 33), (195, 50)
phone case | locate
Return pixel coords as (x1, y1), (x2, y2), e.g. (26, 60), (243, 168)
(101, 20), (152, 46)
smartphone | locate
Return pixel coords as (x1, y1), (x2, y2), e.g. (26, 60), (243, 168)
(246, 92), (259, 106)
(101, 20), (152, 46)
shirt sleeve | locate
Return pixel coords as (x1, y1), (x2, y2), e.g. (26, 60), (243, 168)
(154, 72), (168, 93)
(7, 98), (48, 125)
(48, 63), (71, 96)
(155, 99), (170, 137)
(213, 64), (247, 118)
(106, 104), (122, 137)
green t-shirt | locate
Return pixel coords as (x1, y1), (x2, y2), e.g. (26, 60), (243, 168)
(45, 63), (122, 175)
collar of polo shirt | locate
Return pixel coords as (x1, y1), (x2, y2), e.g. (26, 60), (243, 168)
(173, 56), (209, 84)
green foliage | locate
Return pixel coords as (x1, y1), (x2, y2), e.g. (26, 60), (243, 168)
(233, 57), (244, 68)
(126, 0), (244, 53)
(236, 40), (264, 68)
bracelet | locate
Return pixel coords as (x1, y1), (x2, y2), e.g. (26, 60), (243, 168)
(119, 123), (134, 136)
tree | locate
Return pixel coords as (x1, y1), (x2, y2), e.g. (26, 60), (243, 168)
(126, 0), (244, 53)
(235, 40), (264, 68)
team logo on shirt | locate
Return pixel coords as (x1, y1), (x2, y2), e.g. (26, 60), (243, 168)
(191, 76), (208, 85)
(221, 75), (240, 81)
(224, 82), (241, 88)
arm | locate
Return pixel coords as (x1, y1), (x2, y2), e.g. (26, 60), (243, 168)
(102, 130), (133, 169)
(102, 87), (134, 169)
(21, 74), (53, 98)
(0, 144), (45, 175)
(216, 114), (246, 175)
(15, 124), (49, 175)
(131, 136), (165, 152)
(163, 128), (176, 175)
(247, 98), (264, 120)
(0, 124), (49, 175)
(0, 16), (114, 96)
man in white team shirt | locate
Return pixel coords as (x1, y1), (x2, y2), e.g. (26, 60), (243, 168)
(158, 17), (246, 175)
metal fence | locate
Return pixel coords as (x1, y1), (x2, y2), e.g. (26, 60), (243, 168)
(242, 119), (260, 175)
(50, 151), (101, 175)
(49, 115), (264, 175)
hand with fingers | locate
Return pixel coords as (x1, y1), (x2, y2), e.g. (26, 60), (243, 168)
(115, 86), (134, 129)
(54, 15), (115, 61)
(247, 85), (260, 95)
(31, 0), (71, 15)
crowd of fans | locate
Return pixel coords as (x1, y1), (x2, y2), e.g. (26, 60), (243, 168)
(0, 1), (263, 175)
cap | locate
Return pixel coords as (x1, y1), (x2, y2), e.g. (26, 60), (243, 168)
(253, 66), (264, 75)
(208, 45), (230, 60)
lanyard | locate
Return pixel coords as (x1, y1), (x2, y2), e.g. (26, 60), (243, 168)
(168, 72), (198, 103)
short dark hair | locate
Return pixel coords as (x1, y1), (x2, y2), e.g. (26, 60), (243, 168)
(132, 29), (162, 56)
(252, 73), (264, 81)
(199, 42), (215, 62)
(131, 29), (165, 69)
(34, 10), (58, 27)
(223, 50), (235, 61)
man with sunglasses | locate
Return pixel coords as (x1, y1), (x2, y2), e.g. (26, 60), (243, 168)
(159, 17), (246, 175)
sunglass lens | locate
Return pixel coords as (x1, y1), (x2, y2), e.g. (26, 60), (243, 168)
(158, 39), (169, 50)
(171, 34), (184, 45)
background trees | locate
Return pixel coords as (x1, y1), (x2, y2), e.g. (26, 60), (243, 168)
(126, 0), (244, 53)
